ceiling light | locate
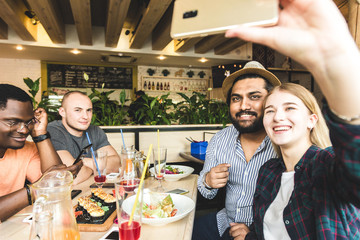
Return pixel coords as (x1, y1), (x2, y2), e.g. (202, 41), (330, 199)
(16, 45), (23, 51)
(24, 11), (39, 25)
(199, 57), (208, 63)
(71, 49), (80, 55)
(158, 55), (166, 60)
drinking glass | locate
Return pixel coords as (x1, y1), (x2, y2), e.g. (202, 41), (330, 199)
(92, 150), (108, 188)
(120, 146), (135, 178)
(115, 181), (143, 240)
(152, 147), (167, 192)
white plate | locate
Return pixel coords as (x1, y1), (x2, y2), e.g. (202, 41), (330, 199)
(122, 193), (195, 226)
(149, 165), (194, 182)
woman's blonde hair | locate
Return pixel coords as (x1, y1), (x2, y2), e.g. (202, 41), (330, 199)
(265, 83), (331, 156)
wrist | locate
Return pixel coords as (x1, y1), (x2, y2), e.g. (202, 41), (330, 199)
(203, 173), (213, 190)
(25, 184), (34, 205)
(32, 132), (51, 143)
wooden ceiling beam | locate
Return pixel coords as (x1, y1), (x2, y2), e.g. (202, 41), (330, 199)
(105, 0), (131, 48)
(334, 0), (349, 20)
(130, 0), (172, 49)
(214, 39), (247, 55)
(152, 3), (173, 51)
(174, 37), (203, 52)
(195, 34), (228, 54)
(0, 0), (37, 41)
(27, 0), (65, 44)
(348, 0), (360, 48)
(0, 18), (8, 39)
(69, 0), (92, 45)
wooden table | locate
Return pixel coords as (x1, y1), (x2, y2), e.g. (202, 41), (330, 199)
(0, 174), (198, 240)
(179, 152), (205, 165)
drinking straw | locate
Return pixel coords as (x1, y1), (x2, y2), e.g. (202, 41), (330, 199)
(86, 132), (101, 176)
(120, 129), (126, 149)
(128, 144), (153, 226)
(157, 129), (161, 176)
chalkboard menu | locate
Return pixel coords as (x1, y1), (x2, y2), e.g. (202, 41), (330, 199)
(47, 64), (133, 89)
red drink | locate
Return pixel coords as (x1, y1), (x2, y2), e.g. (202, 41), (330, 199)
(94, 175), (106, 183)
(120, 178), (140, 192)
(156, 174), (164, 180)
(119, 221), (141, 240)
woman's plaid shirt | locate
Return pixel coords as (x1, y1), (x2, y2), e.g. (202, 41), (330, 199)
(249, 106), (360, 239)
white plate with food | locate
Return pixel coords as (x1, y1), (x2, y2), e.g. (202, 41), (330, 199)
(149, 165), (194, 182)
(122, 192), (195, 226)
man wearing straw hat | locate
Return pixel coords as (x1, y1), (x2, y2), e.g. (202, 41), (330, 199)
(47, 91), (120, 185)
(193, 61), (280, 239)
(0, 84), (82, 222)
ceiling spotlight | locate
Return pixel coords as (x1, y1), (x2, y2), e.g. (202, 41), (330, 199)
(158, 55), (166, 60)
(24, 11), (39, 25)
(16, 45), (23, 51)
(71, 49), (80, 55)
(199, 57), (208, 63)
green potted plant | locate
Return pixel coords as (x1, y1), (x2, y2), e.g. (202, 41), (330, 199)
(89, 88), (129, 126)
(23, 77), (59, 122)
(198, 71), (206, 78)
(147, 68), (155, 76)
(186, 70), (194, 78)
(174, 92), (230, 126)
(162, 69), (170, 77)
(132, 93), (174, 125)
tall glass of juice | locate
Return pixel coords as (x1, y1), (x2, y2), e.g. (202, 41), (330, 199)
(93, 150), (108, 188)
(114, 180), (143, 240)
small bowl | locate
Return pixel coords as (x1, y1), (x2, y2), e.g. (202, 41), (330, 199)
(149, 165), (194, 182)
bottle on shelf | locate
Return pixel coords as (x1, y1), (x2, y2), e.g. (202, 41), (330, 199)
(143, 81), (147, 90)
(163, 82), (167, 91)
(160, 82), (163, 90)
(151, 81), (155, 90)
(156, 82), (159, 90)
(148, 81), (151, 90)
(167, 82), (170, 91)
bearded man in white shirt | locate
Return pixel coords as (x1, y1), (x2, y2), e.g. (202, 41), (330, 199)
(193, 61), (280, 240)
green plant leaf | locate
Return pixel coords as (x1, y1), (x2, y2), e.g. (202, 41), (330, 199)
(150, 98), (157, 109)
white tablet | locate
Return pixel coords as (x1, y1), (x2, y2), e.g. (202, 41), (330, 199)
(171, 0), (279, 39)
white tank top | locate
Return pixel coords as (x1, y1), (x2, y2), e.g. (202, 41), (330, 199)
(263, 171), (295, 240)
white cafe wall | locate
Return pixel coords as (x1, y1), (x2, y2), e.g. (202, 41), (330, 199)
(102, 125), (220, 163)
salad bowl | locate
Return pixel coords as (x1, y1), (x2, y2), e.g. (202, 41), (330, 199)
(149, 165), (194, 182)
(122, 192), (195, 226)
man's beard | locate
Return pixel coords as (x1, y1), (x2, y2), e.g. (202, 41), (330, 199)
(230, 110), (264, 133)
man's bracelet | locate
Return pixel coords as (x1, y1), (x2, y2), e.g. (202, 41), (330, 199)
(32, 132), (51, 143)
(203, 173), (213, 190)
(25, 184), (33, 205)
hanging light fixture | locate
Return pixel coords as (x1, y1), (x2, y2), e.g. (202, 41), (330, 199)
(24, 11), (39, 25)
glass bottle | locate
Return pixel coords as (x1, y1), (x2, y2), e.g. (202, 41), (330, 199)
(160, 82), (163, 90)
(156, 82), (159, 90)
(148, 81), (151, 90)
(151, 82), (155, 90)
(143, 81), (147, 90)
(167, 82), (170, 91)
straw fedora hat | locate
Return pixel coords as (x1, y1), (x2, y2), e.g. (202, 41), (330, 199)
(222, 61), (281, 98)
